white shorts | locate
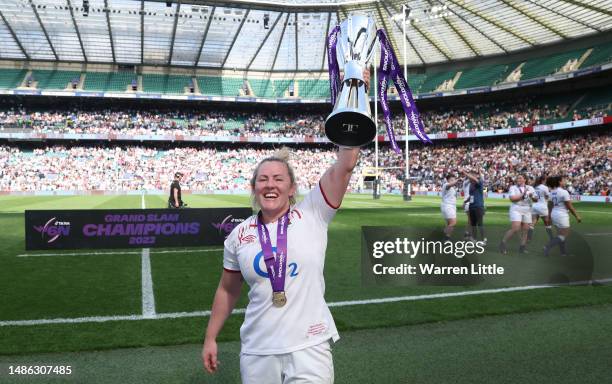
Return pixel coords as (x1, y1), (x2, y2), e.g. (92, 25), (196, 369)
(532, 205), (549, 217)
(441, 204), (456, 220)
(464, 202), (470, 212)
(240, 340), (334, 384)
(551, 210), (570, 229)
(509, 208), (532, 224)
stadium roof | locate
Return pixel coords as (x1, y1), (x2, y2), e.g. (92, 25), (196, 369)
(0, 0), (610, 71)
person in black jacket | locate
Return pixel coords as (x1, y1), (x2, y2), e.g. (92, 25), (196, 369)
(168, 172), (186, 208)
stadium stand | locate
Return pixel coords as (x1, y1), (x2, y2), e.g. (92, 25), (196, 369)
(197, 76), (244, 96)
(299, 79), (329, 98)
(419, 70), (455, 93)
(83, 71), (137, 92)
(0, 89), (608, 137)
(454, 63), (511, 89)
(142, 73), (192, 94)
(1, 132), (609, 194)
(581, 40), (612, 68)
(0, 68), (26, 89)
(520, 48), (586, 79)
(30, 70), (81, 90)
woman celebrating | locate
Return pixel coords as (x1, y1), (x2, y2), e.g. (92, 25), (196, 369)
(440, 173), (458, 239)
(500, 174), (537, 254)
(529, 175), (553, 242)
(544, 176), (582, 257)
(202, 145), (360, 383)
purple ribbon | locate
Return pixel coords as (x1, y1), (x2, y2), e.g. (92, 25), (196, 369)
(377, 29), (431, 147)
(327, 25), (341, 106)
(256, 210), (289, 294)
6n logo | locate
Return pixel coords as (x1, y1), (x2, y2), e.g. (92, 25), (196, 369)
(33, 217), (71, 243)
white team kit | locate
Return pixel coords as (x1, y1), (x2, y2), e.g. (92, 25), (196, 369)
(462, 179), (471, 212)
(550, 187), (571, 228)
(440, 182), (457, 220)
(224, 183), (338, 383)
(508, 184), (536, 223)
(532, 184), (550, 217)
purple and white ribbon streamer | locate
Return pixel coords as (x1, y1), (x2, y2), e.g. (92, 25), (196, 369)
(327, 26), (341, 106)
(377, 29), (432, 147)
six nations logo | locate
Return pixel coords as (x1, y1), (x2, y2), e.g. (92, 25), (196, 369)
(33, 217), (71, 243)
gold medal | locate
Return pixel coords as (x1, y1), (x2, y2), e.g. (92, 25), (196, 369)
(272, 291), (287, 307)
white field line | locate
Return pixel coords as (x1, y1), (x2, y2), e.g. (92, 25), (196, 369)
(584, 233), (612, 236)
(140, 193), (156, 317)
(16, 249), (223, 257)
(2, 279), (611, 327)
(141, 248), (156, 318)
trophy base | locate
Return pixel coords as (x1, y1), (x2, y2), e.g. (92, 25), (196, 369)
(324, 110), (376, 147)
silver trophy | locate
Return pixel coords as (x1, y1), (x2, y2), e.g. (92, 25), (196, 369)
(325, 13), (378, 147)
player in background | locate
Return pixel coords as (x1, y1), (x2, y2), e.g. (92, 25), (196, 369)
(462, 168), (486, 244)
(499, 174), (537, 254)
(461, 176), (472, 240)
(529, 175), (553, 241)
(544, 176), (582, 257)
(441, 174), (458, 239)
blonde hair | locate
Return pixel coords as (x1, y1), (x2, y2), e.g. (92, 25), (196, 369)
(250, 147), (298, 210)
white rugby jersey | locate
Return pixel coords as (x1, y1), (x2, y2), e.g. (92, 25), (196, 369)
(509, 185), (536, 209)
(551, 187), (570, 214)
(223, 183), (340, 355)
(533, 184), (550, 208)
(462, 179), (471, 202)
(441, 182), (457, 206)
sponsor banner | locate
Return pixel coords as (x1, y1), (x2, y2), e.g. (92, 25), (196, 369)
(162, 95), (188, 100)
(492, 82), (518, 91)
(575, 67), (600, 77)
(13, 89), (41, 95)
(75, 91), (104, 97)
(545, 72), (572, 82)
(138, 93), (161, 99)
(467, 87), (490, 94)
(418, 92), (442, 99)
(25, 207), (252, 250)
(518, 78), (544, 87)
(105, 92), (136, 98)
(41, 91), (74, 97)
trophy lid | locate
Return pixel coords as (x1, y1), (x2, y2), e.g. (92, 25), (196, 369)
(337, 13), (377, 66)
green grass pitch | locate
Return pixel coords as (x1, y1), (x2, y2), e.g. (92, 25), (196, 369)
(0, 194), (611, 383)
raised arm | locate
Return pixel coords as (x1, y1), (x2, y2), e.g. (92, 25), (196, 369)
(461, 169), (480, 184)
(319, 69), (370, 208)
(202, 271), (243, 374)
(320, 147), (361, 208)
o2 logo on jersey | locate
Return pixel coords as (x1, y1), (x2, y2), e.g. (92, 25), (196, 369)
(253, 247), (299, 278)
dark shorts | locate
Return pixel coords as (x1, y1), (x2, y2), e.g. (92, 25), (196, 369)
(469, 207), (484, 226)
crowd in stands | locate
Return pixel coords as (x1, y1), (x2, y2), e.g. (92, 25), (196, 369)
(1, 133), (609, 195)
(1, 96), (607, 137)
